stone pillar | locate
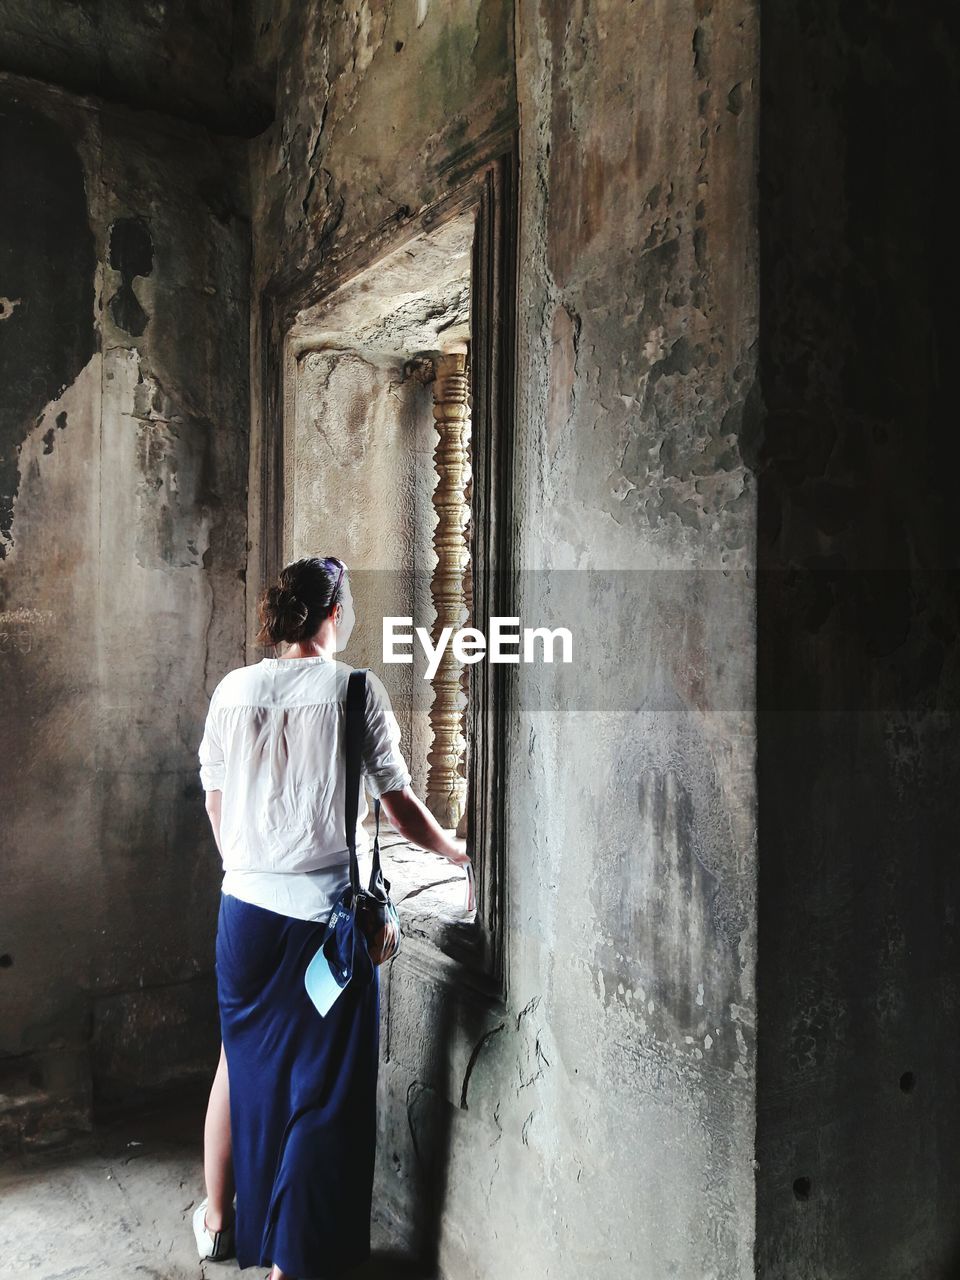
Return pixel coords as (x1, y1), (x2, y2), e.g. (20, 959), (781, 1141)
(426, 345), (471, 829)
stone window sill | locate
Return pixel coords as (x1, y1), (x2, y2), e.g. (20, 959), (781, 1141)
(362, 813), (477, 953)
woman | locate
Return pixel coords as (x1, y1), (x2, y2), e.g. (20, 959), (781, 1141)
(192, 555), (473, 1280)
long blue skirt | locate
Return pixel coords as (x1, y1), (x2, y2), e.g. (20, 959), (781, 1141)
(215, 891), (380, 1278)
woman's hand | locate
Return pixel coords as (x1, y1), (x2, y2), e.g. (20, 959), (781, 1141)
(444, 838), (476, 914)
(446, 836), (469, 866)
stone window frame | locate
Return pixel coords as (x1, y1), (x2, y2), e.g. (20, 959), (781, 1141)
(254, 137), (519, 1005)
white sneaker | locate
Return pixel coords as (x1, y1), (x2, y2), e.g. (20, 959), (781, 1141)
(192, 1195), (236, 1262)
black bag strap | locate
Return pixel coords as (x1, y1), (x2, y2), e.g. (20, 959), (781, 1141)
(344, 667), (383, 896)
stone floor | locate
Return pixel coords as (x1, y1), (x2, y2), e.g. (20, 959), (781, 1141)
(0, 1094), (429, 1280)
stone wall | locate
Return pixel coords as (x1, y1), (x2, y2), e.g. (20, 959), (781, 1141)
(0, 0), (272, 134)
(3, 0), (958, 1274)
(0, 73), (249, 1140)
(755, 3), (960, 1276)
(249, 3), (759, 1277)
(510, 3), (759, 1276)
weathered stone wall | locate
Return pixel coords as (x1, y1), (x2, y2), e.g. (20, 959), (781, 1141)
(249, 1), (514, 295)
(755, 4), (960, 1277)
(510, 3), (758, 1276)
(0, 73), (249, 1141)
(250, 3), (759, 1277)
(0, 0), (272, 134)
(4, 0), (956, 1272)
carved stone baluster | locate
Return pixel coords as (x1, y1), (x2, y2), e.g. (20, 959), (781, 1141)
(426, 348), (470, 829)
(456, 356), (473, 839)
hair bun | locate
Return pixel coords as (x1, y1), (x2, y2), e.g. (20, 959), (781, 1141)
(255, 555), (344, 650)
(274, 586), (308, 623)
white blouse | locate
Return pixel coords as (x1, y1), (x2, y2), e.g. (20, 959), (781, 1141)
(198, 655), (412, 922)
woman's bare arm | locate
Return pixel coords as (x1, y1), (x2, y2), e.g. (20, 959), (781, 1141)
(379, 786), (468, 864)
(205, 790), (224, 859)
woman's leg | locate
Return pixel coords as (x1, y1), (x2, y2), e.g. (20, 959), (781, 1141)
(203, 1041), (235, 1231)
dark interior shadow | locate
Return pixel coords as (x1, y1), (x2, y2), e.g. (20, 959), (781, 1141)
(754, 2), (960, 1276)
(350, 1253), (437, 1280)
(0, 95), (96, 560)
(941, 1236), (960, 1280)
